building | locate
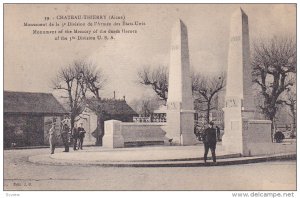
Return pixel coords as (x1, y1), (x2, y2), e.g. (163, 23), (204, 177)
(4, 91), (68, 148)
(76, 97), (138, 146)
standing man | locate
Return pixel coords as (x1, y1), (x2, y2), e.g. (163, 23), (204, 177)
(202, 121), (217, 164)
(78, 123), (86, 150)
(49, 122), (57, 154)
(60, 122), (70, 152)
(72, 123), (79, 151)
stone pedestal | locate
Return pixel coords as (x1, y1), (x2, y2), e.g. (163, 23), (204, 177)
(242, 120), (272, 156)
(167, 108), (196, 145)
(166, 19), (197, 146)
(180, 110), (197, 145)
(222, 98), (243, 154)
(103, 120), (124, 148)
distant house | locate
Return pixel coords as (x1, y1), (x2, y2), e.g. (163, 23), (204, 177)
(76, 98), (138, 146)
(4, 91), (68, 148)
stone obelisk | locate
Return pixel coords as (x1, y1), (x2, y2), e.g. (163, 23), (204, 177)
(225, 8), (255, 113)
(223, 8), (271, 156)
(166, 19), (197, 145)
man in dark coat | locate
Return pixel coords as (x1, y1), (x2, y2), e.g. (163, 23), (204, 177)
(202, 121), (217, 163)
(60, 123), (70, 152)
(72, 124), (79, 151)
(77, 123), (86, 150)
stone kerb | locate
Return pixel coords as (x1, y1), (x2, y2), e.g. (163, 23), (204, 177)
(104, 120), (167, 148)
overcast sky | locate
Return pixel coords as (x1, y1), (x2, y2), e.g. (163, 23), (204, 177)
(4, 4), (296, 102)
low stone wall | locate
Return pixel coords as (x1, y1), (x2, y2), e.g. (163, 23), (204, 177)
(242, 120), (273, 156)
(243, 119), (296, 155)
(103, 120), (167, 148)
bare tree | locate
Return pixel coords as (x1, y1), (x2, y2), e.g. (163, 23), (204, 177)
(138, 66), (168, 101)
(129, 96), (163, 116)
(53, 60), (87, 129)
(137, 66), (225, 124)
(83, 62), (107, 100)
(279, 80), (296, 136)
(53, 60), (106, 136)
(192, 73), (226, 124)
(251, 36), (296, 138)
(82, 62), (107, 145)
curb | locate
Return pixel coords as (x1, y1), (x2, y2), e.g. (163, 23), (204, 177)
(5, 144), (98, 150)
(28, 153), (296, 167)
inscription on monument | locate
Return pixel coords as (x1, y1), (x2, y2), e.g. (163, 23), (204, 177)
(230, 36), (241, 42)
(225, 98), (240, 108)
(167, 102), (181, 110)
(171, 45), (179, 51)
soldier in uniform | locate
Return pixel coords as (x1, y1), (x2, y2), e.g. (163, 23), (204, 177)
(60, 122), (70, 152)
(78, 123), (86, 150)
(202, 121), (217, 164)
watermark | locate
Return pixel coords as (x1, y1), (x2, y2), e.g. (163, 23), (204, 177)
(232, 192), (295, 198)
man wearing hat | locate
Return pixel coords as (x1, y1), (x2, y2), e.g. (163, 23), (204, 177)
(202, 121), (217, 164)
(77, 123), (86, 150)
(60, 122), (70, 152)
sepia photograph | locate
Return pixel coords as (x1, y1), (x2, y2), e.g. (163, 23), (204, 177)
(3, 3), (297, 192)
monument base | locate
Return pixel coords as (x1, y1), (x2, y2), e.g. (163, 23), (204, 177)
(222, 106), (243, 154)
(104, 120), (167, 148)
(242, 119), (272, 156)
(166, 110), (197, 146)
(223, 116), (272, 156)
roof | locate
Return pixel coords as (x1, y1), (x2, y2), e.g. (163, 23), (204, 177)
(4, 91), (68, 114)
(86, 98), (137, 115)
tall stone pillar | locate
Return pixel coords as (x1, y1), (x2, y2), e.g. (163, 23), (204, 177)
(223, 8), (271, 155)
(225, 8), (255, 114)
(166, 19), (197, 146)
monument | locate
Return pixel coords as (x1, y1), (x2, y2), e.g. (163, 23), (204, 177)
(222, 8), (272, 156)
(166, 19), (197, 145)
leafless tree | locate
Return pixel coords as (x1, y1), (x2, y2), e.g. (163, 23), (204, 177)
(82, 62), (107, 145)
(129, 96), (163, 116)
(278, 76), (296, 136)
(53, 60), (106, 135)
(137, 66), (225, 124)
(83, 62), (107, 100)
(192, 72), (226, 124)
(251, 36), (296, 138)
(137, 66), (168, 101)
(53, 61), (86, 129)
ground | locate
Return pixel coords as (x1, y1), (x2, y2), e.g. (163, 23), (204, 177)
(3, 147), (296, 191)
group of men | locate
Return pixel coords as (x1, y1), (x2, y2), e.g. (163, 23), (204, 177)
(49, 121), (86, 154)
(49, 118), (219, 164)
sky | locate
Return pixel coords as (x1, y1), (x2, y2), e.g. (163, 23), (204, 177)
(4, 4), (296, 102)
